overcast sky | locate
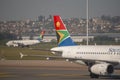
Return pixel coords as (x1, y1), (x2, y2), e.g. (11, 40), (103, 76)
(0, 0), (120, 21)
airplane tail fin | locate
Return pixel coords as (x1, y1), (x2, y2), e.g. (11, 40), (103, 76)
(53, 15), (76, 47)
(38, 30), (45, 41)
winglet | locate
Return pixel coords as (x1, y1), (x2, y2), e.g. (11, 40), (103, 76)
(53, 15), (76, 46)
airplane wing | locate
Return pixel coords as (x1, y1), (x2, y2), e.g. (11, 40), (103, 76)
(19, 52), (65, 60)
(19, 52), (119, 65)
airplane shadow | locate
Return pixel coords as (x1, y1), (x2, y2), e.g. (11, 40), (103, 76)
(83, 75), (120, 79)
(101, 75), (120, 79)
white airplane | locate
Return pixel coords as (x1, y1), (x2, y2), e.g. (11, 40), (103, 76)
(50, 15), (120, 78)
(6, 30), (45, 47)
(20, 15), (120, 78)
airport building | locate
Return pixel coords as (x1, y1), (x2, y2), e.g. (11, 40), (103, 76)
(22, 35), (94, 42)
(22, 33), (120, 43)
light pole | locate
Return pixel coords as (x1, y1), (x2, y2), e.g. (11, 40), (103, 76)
(86, 0), (89, 45)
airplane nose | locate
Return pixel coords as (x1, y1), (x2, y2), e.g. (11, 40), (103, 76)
(50, 48), (55, 51)
(50, 47), (58, 52)
(50, 47), (62, 56)
(6, 42), (11, 46)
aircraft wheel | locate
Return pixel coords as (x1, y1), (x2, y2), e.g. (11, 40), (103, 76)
(90, 72), (99, 78)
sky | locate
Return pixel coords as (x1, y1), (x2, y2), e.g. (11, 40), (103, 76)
(0, 0), (120, 21)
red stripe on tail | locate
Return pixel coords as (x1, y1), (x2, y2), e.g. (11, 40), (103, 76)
(54, 15), (66, 30)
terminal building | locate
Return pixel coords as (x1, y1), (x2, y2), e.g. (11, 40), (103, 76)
(22, 33), (120, 43)
(22, 35), (94, 42)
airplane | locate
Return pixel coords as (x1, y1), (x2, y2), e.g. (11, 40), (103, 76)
(50, 15), (120, 78)
(20, 15), (120, 78)
(6, 30), (45, 47)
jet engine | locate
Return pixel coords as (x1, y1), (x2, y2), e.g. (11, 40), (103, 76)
(90, 63), (114, 75)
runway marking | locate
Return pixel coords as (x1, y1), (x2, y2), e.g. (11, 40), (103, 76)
(0, 72), (17, 78)
(36, 73), (88, 78)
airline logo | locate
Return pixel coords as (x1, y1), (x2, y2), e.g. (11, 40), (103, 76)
(56, 31), (69, 44)
(54, 15), (76, 46)
(109, 48), (120, 53)
(56, 21), (60, 28)
(39, 30), (45, 40)
(54, 16), (66, 30)
(54, 16), (69, 44)
(41, 31), (45, 35)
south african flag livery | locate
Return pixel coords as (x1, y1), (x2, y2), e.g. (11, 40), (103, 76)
(37, 30), (45, 41)
(53, 15), (76, 46)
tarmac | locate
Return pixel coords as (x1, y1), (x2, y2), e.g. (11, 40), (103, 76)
(0, 60), (120, 80)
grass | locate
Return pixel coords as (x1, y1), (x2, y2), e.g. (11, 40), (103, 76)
(0, 42), (57, 60)
(2, 40), (119, 60)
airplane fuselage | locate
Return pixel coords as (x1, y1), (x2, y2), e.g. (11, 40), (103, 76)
(51, 45), (120, 68)
(51, 15), (120, 78)
(6, 40), (40, 47)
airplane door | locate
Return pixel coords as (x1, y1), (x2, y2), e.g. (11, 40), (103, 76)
(62, 50), (72, 58)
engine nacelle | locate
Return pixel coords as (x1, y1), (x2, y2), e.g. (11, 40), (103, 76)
(90, 63), (114, 75)
(13, 44), (18, 47)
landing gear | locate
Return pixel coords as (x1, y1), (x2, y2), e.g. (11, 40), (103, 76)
(90, 72), (99, 78)
(87, 63), (99, 78)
